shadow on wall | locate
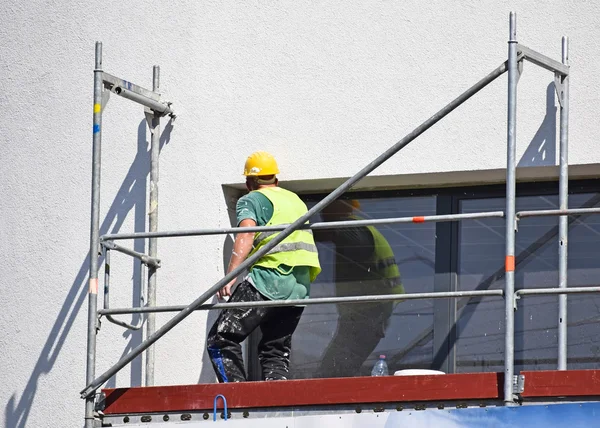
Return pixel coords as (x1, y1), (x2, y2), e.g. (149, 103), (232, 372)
(197, 234), (236, 383)
(517, 83), (557, 167)
(4, 119), (173, 428)
(197, 186), (247, 383)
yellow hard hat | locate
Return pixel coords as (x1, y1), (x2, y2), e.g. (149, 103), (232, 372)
(243, 151), (280, 176)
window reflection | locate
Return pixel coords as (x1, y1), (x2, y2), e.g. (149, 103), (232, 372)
(247, 183), (600, 380)
(290, 196), (436, 378)
(457, 192), (600, 372)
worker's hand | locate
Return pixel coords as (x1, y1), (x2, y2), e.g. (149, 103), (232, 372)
(217, 278), (236, 300)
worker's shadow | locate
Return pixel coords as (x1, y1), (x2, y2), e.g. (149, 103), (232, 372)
(518, 83), (557, 167)
(197, 234), (236, 383)
(4, 119), (173, 428)
(197, 186), (247, 383)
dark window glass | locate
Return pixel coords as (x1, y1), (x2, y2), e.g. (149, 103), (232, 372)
(246, 181), (600, 380)
(457, 192), (600, 372)
(290, 196), (436, 379)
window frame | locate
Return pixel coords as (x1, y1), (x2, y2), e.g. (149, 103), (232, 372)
(246, 178), (600, 379)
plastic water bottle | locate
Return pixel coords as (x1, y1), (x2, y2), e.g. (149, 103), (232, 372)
(371, 355), (389, 376)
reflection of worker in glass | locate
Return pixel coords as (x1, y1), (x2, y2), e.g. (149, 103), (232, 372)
(314, 199), (404, 377)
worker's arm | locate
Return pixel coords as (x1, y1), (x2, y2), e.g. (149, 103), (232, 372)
(218, 218), (257, 299)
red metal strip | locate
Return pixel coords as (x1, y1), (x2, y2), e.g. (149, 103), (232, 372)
(102, 373), (502, 414)
(505, 255), (515, 272)
(412, 216), (426, 223)
(521, 370), (600, 398)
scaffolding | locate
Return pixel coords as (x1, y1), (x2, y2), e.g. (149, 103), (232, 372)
(85, 42), (175, 427)
(81, 12), (600, 427)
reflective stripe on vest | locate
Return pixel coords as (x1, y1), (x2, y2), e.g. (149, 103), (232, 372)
(369, 256), (397, 271)
(248, 187), (321, 281)
(254, 225), (313, 245)
(266, 241), (318, 255)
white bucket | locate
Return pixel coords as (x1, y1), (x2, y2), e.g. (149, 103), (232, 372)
(394, 369), (446, 376)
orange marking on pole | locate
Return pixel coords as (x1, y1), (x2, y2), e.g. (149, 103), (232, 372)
(89, 278), (98, 294)
(505, 256), (515, 272)
(412, 216), (425, 223)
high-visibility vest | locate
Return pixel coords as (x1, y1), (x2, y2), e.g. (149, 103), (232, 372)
(248, 187), (321, 281)
(334, 215), (404, 296)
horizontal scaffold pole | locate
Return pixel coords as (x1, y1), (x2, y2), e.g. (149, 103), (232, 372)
(101, 211), (505, 241)
(99, 290), (504, 315)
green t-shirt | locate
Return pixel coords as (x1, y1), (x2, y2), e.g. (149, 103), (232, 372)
(236, 191), (311, 301)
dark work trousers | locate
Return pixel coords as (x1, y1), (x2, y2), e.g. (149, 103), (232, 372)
(206, 280), (304, 382)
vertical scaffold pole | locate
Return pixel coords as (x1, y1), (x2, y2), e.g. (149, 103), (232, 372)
(557, 37), (570, 370)
(85, 41), (103, 428)
(504, 11), (518, 406)
(145, 66), (160, 386)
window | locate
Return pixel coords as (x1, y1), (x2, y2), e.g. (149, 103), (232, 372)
(245, 180), (600, 379)
(290, 194), (436, 379)
(457, 189), (600, 372)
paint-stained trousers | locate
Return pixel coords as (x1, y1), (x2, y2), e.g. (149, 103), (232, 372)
(206, 280), (304, 382)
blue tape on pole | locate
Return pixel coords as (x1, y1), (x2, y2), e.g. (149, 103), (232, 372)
(93, 124), (100, 134)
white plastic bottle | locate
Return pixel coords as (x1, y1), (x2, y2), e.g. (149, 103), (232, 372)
(371, 355), (389, 376)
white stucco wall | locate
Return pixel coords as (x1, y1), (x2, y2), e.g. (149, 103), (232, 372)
(1, 1), (600, 427)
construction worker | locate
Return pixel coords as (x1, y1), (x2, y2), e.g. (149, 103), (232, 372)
(314, 199), (404, 378)
(206, 151), (321, 382)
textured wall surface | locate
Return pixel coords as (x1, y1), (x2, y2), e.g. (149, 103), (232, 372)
(1, 1), (599, 427)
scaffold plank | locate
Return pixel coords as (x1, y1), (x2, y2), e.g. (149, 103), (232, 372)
(102, 373), (502, 414)
(521, 370), (600, 398)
